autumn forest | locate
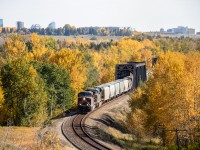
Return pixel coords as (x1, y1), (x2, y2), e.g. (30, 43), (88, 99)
(0, 33), (200, 148)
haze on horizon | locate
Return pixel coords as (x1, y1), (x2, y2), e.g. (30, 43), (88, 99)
(0, 0), (200, 32)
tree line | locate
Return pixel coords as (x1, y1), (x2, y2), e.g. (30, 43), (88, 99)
(0, 24), (133, 36)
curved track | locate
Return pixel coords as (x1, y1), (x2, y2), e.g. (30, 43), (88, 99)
(74, 114), (110, 150)
(61, 93), (132, 149)
(62, 112), (110, 150)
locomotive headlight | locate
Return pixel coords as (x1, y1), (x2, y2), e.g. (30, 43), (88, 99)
(83, 97), (86, 101)
(79, 103), (82, 105)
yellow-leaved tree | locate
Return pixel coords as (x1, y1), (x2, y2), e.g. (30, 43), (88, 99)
(28, 33), (51, 61)
(145, 51), (194, 130)
(118, 39), (144, 62)
(49, 48), (87, 103)
(100, 46), (120, 83)
(185, 52), (200, 124)
(2, 34), (27, 61)
(128, 51), (200, 143)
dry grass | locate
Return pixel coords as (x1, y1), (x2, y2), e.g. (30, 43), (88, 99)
(104, 111), (132, 140)
(0, 126), (39, 149)
(97, 110), (163, 149)
(0, 126), (63, 150)
(106, 127), (132, 140)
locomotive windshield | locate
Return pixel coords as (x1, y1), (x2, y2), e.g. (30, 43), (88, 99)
(78, 92), (92, 97)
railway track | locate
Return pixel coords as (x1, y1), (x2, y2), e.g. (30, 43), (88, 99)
(61, 93), (131, 149)
(62, 112), (111, 150)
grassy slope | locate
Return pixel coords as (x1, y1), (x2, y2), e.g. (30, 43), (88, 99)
(0, 126), (63, 150)
(0, 126), (40, 149)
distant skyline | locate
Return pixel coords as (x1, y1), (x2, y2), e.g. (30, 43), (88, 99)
(0, 0), (200, 32)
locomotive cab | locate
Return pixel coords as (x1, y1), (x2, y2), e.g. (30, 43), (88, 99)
(78, 91), (94, 111)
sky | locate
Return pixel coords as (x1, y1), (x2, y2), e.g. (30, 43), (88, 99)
(0, 0), (200, 32)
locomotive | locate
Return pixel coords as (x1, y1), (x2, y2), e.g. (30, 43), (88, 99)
(78, 76), (133, 112)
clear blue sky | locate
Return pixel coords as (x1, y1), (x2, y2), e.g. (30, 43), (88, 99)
(0, 0), (200, 32)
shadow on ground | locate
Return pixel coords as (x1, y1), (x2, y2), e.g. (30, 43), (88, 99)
(91, 114), (129, 134)
(86, 114), (163, 150)
(51, 109), (78, 120)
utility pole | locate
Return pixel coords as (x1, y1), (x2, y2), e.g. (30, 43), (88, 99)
(163, 128), (187, 150)
(162, 128), (166, 146)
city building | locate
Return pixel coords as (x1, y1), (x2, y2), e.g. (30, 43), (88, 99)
(160, 26), (195, 35)
(48, 22), (56, 29)
(174, 26), (188, 34)
(160, 28), (164, 33)
(0, 19), (3, 27)
(17, 21), (24, 30)
(188, 28), (195, 35)
(31, 24), (41, 29)
(196, 32), (200, 35)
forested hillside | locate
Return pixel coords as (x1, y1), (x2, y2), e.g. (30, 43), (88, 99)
(0, 33), (200, 128)
(127, 51), (200, 148)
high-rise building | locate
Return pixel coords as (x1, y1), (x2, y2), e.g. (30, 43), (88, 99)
(0, 19), (3, 27)
(48, 22), (56, 29)
(17, 21), (24, 30)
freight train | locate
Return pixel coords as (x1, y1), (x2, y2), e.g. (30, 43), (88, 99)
(78, 62), (147, 112)
(78, 76), (133, 112)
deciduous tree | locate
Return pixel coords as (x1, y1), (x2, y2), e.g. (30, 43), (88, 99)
(0, 58), (47, 126)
